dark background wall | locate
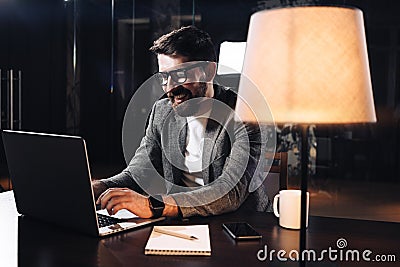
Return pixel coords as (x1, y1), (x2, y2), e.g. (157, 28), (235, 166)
(0, 0), (66, 132)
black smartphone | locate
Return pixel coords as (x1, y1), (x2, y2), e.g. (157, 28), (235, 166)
(222, 222), (262, 240)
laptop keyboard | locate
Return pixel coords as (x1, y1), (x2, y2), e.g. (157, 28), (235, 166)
(97, 213), (124, 227)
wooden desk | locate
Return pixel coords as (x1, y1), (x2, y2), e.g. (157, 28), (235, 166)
(1, 191), (399, 267)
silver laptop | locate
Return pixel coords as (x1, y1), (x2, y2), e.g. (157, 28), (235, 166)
(2, 130), (164, 237)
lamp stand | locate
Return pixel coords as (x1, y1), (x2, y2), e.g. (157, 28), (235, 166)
(300, 124), (309, 265)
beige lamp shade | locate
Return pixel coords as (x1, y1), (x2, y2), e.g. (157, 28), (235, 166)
(235, 6), (377, 124)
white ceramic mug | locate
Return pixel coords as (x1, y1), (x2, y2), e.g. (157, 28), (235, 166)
(273, 190), (309, 229)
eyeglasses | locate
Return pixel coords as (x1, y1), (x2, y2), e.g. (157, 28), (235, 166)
(155, 62), (208, 86)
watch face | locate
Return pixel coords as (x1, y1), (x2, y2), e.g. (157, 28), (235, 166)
(150, 195), (165, 209)
(152, 203), (164, 210)
(150, 195), (165, 218)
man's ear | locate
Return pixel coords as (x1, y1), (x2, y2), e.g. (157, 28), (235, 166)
(204, 62), (217, 82)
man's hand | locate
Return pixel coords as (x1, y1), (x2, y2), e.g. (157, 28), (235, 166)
(96, 188), (153, 218)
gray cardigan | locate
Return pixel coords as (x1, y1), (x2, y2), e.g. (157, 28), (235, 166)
(101, 85), (270, 217)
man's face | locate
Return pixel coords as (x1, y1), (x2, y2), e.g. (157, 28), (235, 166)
(157, 54), (214, 116)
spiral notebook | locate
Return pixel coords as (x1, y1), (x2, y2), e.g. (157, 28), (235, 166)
(144, 225), (211, 256)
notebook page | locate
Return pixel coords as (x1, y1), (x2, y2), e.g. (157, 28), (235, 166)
(145, 225), (211, 256)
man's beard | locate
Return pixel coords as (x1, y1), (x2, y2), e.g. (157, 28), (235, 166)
(168, 83), (210, 117)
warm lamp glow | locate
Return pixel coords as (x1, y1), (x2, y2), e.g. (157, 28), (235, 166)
(235, 6), (376, 124)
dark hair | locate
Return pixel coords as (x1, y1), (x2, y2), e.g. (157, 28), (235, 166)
(149, 25), (217, 62)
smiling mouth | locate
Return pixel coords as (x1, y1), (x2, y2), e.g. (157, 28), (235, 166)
(168, 87), (192, 105)
(174, 93), (189, 104)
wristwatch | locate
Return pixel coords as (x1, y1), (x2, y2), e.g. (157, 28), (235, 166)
(148, 194), (165, 218)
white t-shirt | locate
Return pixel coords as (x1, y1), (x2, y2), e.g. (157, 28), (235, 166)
(182, 110), (212, 187)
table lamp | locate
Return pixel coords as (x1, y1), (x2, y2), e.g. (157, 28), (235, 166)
(235, 6), (377, 252)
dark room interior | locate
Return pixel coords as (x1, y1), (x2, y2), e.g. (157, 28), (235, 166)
(0, 1), (400, 265)
(1, 0), (399, 220)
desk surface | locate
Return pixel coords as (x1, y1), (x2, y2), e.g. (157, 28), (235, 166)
(1, 191), (399, 267)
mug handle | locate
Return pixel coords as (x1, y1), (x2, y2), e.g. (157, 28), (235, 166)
(273, 194), (280, 218)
